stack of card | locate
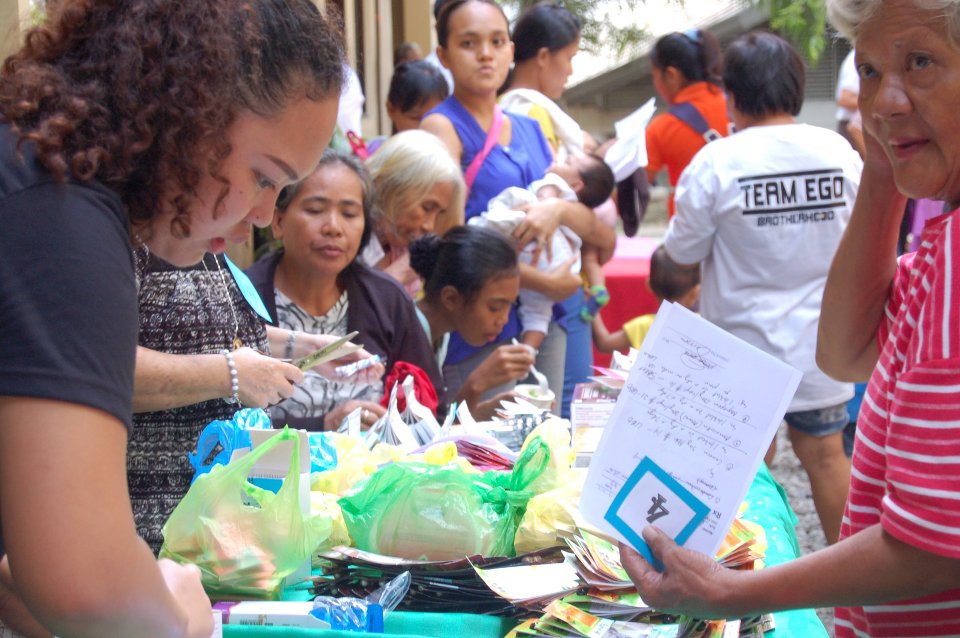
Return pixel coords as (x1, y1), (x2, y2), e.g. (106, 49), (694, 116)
(562, 528), (632, 591)
(312, 546), (566, 617)
(454, 438), (517, 471)
(505, 598), (682, 638)
(714, 518), (766, 570)
(506, 601), (756, 638)
(471, 558), (582, 608)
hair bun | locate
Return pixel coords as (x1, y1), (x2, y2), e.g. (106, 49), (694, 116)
(409, 233), (442, 281)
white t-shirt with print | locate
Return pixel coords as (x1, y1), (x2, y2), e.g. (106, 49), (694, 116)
(664, 123), (862, 412)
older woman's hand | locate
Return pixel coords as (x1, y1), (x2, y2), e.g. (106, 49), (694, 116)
(323, 400), (386, 431)
(377, 245), (420, 288)
(619, 528), (734, 620)
(232, 347), (303, 407)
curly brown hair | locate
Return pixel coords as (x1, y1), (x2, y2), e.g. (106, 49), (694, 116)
(0, 0), (345, 238)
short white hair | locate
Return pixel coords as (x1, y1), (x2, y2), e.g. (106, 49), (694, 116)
(828, 0), (960, 42)
(365, 130), (466, 236)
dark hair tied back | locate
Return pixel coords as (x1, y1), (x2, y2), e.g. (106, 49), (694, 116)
(651, 28), (722, 87)
(388, 60), (449, 113)
(409, 233), (444, 283)
(512, 3), (581, 63)
(436, 0), (508, 48)
(410, 225), (518, 302)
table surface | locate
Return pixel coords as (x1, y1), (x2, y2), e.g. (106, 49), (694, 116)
(594, 236), (660, 368)
(222, 464), (826, 638)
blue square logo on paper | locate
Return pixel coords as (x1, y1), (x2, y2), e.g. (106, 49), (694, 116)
(604, 456), (710, 570)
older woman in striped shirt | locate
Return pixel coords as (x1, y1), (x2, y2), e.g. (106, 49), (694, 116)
(621, 1), (960, 635)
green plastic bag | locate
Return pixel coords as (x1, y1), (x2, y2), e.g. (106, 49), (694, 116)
(338, 436), (551, 560)
(160, 427), (332, 599)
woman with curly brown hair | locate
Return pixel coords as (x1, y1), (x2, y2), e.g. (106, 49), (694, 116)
(0, 1), (344, 636)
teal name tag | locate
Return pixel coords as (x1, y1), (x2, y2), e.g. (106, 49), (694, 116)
(224, 255), (273, 323)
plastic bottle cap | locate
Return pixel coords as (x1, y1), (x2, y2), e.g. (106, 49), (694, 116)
(366, 603), (384, 633)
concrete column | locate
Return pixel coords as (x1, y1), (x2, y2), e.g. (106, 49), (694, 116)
(0, 0), (31, 61)
(402, 0), (433, 58)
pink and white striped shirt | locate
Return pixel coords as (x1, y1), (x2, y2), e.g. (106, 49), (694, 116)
(836, 209), (960, 637)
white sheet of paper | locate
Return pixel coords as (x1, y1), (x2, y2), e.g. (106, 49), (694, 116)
(472, 559), (581, 601)
(580, 302), (801, 558)
(605, 98), (656, 182)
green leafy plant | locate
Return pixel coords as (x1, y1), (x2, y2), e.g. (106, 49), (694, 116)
(504, 0), (831, 66)
(762, 0), (828, 63)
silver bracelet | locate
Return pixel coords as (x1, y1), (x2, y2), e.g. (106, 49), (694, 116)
(221, 349), (240, 405)
(285, 330), (300, 360)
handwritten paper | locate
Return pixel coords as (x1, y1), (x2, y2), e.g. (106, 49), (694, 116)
(581, 302), (801, 561)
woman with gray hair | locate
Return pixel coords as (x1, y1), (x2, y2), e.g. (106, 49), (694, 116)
(246, 150), (442, 429)
(363, 129), (466, 294)
(621, 1), (960, 635)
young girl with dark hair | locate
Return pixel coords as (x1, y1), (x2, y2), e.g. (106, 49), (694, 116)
(498, 1), (616, 417)
(646, 28), (730, 218)
(386, 60), (450, 134)
(410, 226), (534, 419)
(500, 2), (585, 157)
(0, 0), (344, 635)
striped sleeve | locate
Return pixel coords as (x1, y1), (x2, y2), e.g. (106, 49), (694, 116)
(882, 357), (960, 558)
(881, 219), (960, 558)
(877, 252), (914, 350)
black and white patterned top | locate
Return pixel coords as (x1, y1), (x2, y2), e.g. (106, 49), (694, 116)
(129, 251), (268, 554)
(268, 288), (382, 427)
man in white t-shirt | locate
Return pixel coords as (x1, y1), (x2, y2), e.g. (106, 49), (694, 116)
(663, 32), (862, 545)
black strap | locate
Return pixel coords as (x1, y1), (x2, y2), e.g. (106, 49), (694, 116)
(616, 169), (650, 238)
(669, 102), (722, 143)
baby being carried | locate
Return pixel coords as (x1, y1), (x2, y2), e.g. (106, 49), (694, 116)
(469, 152), (613, 352)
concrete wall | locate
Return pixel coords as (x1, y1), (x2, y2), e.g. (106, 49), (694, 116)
(0, 0), (31, 61)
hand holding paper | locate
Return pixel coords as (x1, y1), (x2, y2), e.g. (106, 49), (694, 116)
(618, 529), (733, 620)
(293, 332), (384, 385)
(580, 302), (801, 569)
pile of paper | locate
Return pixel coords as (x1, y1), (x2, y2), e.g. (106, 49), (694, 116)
(589, 349), (637, 391)
(714, 518), (766, 570)
(506, 598), (681, 638)
(561, 528), (632, 591)
(453, 437), (516, 471)
(506, 601), (770, 638)
(360, 376), (442, 450)
(312, 546), (566, 617)
(501, 519), (768, 638)
(472, 558), (581, 608)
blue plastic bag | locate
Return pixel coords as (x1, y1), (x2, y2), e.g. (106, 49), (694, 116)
(308, 431), (339, 473)
(188, 408), (272, 483)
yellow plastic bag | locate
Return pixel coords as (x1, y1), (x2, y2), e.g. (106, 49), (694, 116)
(518, 418), (576, 495)
(311, 435), (405, 496)
(514, 470), (587, 554)
(310, 491), (352, 550)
